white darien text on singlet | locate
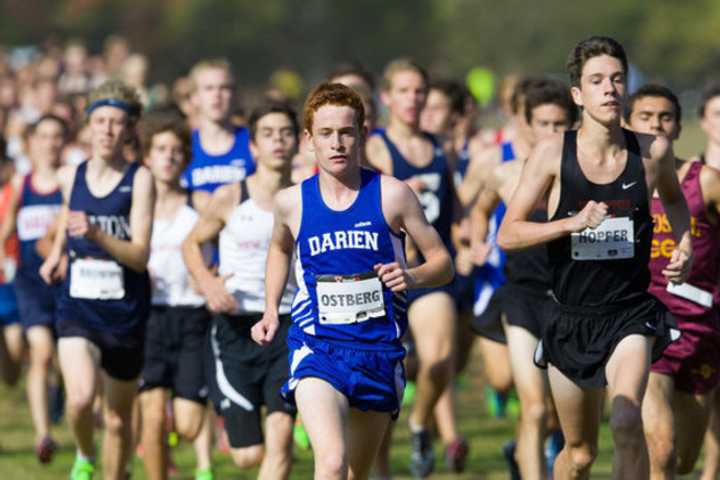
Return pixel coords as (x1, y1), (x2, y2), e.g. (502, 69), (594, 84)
(219, 197), (296, 314)
(148, 205), (207, 307)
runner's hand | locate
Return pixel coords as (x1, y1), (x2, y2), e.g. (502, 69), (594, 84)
(200, 273), (238, 314)
(374, 262), (415, 292)
(568, 201), (608, 232)
(471, 240), (492, 266)
(455, 247), (474, 276)
(57, 254), (69, 281)
(39, 253), (61, 285)
(405, 177), (428, 195)
(251, 312), (279, 346)
(663, 234), (693, 284)
(67, 211), (99, 240)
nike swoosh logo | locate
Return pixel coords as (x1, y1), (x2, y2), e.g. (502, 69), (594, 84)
(621, 182), (637, 190)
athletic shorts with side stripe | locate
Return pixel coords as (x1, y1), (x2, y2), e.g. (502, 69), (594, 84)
(282, 329), (406, 418)
(208, 313), (296, 449)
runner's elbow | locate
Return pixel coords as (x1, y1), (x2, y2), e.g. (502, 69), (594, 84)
(497, 225), (514, 251)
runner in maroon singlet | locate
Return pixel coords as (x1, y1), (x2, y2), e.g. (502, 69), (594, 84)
(626, 84), (720, 478)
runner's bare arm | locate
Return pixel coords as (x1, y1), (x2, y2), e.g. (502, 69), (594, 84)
(182, 183), (238, 313)
(39, 164), (75, 283)
(470, 185), (501, 266)
(182, 184), (235, 282)
(457, 145), (499, 207)
(252, 187), (298, 345)
(380, 176), (453, 290)
(653, 137), (692, 282)
(0, 174), (22, 244)
(78, 166), (155, 272)
(191, 190), (212, 214)
(498, 138), (605, 250)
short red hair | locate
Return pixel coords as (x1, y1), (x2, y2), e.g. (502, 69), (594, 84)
(303, 82), (365, 133)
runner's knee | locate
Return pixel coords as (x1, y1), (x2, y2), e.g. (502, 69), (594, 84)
(140, 403), (165, 433)
(610, 400), (644, 444)
(315, 450), (346, 479)
(645, 427), (675, 469)
(104, 408), (132, 436)
(66, 388), (95, 415)
(175, 413), (203, 441)
(231, 445), (264, 468)
(522, 398), (548, 426)
(567, 443), (597, 473)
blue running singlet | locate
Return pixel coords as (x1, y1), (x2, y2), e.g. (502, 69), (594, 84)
(473, 141), (515, 316)
(372, 129), (453, 250)
(14, 174), (62, 328)
(182, 127), (255, 193)
(58, 161), (150, 336)
(291, 169), (407, 350)
(16, 174), (62, 278)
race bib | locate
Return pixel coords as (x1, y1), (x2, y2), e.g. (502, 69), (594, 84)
(70, 258), (125, 300)
(571, 216), (634, 261)
(316, 272), (386, 325)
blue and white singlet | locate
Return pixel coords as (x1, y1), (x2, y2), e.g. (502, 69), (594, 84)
(290, 169), (407, 349)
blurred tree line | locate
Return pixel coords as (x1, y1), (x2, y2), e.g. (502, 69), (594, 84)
(1, 0), (718, 91)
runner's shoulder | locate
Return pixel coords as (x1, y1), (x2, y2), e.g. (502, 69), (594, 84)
(274, 183), (302, 215)
(527, 134), (563, 175)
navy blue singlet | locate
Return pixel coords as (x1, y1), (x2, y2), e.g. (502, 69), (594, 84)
(372, 129), (453, 250)
(59, 161), (150, 335)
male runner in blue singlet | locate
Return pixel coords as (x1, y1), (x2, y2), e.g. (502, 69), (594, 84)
(251, 82), (453, 480)
(182, 59), (255, 210)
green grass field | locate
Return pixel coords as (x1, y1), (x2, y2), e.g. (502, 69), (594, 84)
(0, 354), (621, 480)
(0, 120), (710, 479)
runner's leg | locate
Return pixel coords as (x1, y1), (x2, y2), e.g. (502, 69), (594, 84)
(505, 323), (548, 479)
(26, 325), (54, 443)
(140, 388), (169, 480)
(548, 365), (603, 480)
(59, 337), (100, 458)
(605, 334), (653, 480)
(102, 373), (139, 479)
(258, 411), (294, 480)
(408, 291), (456, 428)
(347, 409), (392, 480)
(0, 323), (23, 385)
(295, 377), (349, 480)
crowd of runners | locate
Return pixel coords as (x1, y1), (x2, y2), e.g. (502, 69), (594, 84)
(1, 33), (720, 480)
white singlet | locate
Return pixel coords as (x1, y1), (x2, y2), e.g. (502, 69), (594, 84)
(218, 191), (296, 315)
(149, 204), (207, 307)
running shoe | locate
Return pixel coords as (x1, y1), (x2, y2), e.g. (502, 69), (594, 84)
(35, 435), (57, 464)
(293, 419), (311, 450)
(48, 383), (65, 425)
(444, 437), (469, 473)
(484, 385), (507, 418)
(195, 467), (214, 480)
(546, 429), (565, 477)
(402, 381), (417, 406)
(409, 428), (434, 478)
(502, 440), (521, 480)
(69, 457), (95, 480)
